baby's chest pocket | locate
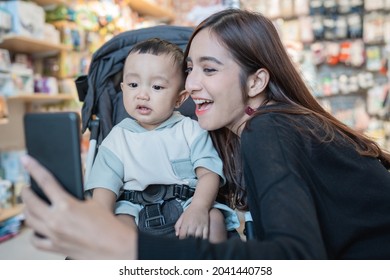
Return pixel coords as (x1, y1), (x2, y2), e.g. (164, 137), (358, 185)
(171, 159), (195, 179)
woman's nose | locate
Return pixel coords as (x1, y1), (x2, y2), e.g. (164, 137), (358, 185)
(185, 73), (202, 95)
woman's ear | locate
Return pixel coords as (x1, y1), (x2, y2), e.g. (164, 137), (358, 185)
(120, 82), (124, 91)
(247, 68), (270, 98)
(175, 90), (190, 108)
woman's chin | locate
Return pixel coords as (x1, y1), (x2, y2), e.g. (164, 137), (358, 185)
(197, 117), (218, 131)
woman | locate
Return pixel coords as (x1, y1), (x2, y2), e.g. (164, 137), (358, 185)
(21, 9), (390, 259)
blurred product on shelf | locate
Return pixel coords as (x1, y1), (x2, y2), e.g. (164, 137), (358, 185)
(34, 76), (59, 95)
(0, 1), (45, 39)
(186, 0), (227, 26)
(0, 48), (11, 97)
(11, 64), (34, 94)
(239, 0), (390, 151)
(0, 213), (24, 243)
(0, 154), (24, 244)
(0, 7), (11, 33)
(0, 49), (10, 72)
(0, 95), (8, 120)
(0, 72), (12, 97)
(45, 4), (77, 22)
(0, 178), (12, 209)
(0, 150), (28, 186)
(43, 23), (61, 45)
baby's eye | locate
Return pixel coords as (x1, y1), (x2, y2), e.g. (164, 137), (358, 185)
(153, 85), (164, 90)
(127, 83), (137, 88)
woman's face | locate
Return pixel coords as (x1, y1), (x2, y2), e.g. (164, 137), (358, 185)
(185, 29), (249, 135)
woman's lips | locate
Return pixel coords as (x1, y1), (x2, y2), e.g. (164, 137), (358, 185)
(195, 102), (212, 116)
(193, 99), (213, 116)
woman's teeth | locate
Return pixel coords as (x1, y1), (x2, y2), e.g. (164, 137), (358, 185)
(193, 99), (213, 109)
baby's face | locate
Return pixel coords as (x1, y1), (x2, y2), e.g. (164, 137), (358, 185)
(121, 52), (183, 130)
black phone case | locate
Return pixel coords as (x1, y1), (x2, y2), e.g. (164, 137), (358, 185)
(23, 112), (84, 204)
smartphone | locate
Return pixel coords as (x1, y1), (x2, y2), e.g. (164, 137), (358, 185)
(23, 112), (84, 204)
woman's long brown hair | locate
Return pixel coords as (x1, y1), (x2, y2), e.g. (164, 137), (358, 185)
(184, 9), (390, 210)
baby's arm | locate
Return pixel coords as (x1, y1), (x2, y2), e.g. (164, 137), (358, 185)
(93, 188), (137, 230)
(174, 167), (220, 239)
(91, 188), (117, 212)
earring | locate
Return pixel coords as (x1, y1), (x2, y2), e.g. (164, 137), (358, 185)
(245, 106), (255, 116)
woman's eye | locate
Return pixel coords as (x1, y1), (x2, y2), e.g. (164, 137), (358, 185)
(204, 68), (216, 73)
(185, 66), (193, 74)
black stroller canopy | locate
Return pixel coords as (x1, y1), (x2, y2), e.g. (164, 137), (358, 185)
(76, 25), (194, 144)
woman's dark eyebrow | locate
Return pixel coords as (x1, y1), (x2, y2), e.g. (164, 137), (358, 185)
(186, 56), (223, 65)
(199, 56), (223, 65)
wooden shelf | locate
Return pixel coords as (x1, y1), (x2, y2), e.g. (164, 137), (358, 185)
(0, 35), (71, 55)
(8, 93), (75, 104)
(33, 0), (67, 6)
(0, 204), (24, 223)
(126, 0), (175, 22)
(32, 0), (175, 21)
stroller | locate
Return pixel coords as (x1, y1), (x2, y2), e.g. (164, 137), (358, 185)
(75, 25), (255, 241)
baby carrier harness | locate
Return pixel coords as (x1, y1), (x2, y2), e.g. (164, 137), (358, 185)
(117, 184), (195, 233)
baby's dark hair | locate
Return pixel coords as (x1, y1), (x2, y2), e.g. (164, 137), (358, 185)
(128, 38), (184, 71)
(126, 38), (185, 90)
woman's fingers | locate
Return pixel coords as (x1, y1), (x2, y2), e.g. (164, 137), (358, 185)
(21, 186), (48, 217)
(21, 187), (51, 235)
(202, 226), (209, 240)
(21, 155), (76, 244)
(21, 155), (70, 203)
(174, 215), (183, 237)
(30, 231), (56, 252)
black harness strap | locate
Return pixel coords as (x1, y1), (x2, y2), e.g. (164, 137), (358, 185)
(117, 184), (195, 206)
(117, 184), (194, 229)
(144, 203), (165, 227)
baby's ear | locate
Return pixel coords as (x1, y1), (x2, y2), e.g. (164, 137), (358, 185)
(175, 90), (190, 108)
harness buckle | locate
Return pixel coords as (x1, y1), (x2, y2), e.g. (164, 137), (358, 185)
(141, 184), (167, 203)
(174, 184), (192, 200)
(145, 215), (166, 227)
(122, 190), (137, 202)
